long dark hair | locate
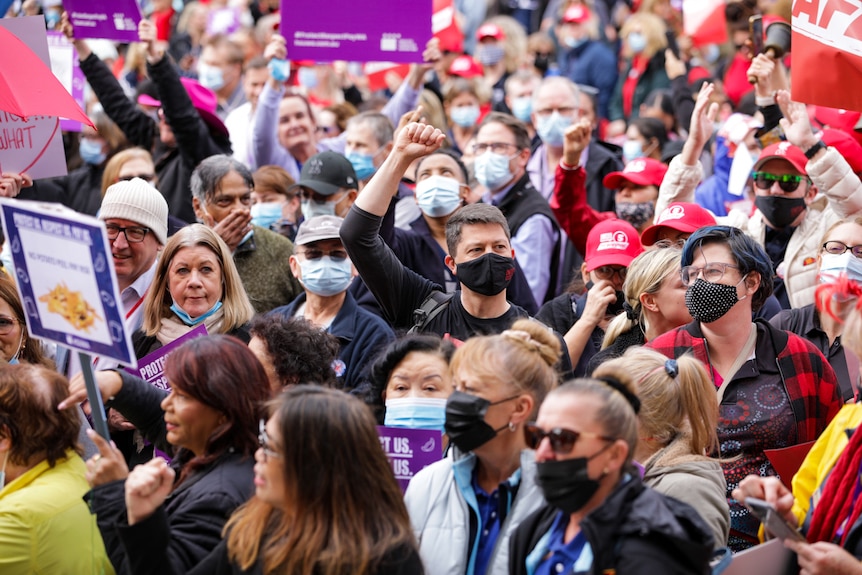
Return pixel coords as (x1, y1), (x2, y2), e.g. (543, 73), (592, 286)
(225, 386), (417, 574)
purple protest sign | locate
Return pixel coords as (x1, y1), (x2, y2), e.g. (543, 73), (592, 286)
(125, 324), (208, 391)
(208, 8), (242, 36)
(280, 0), (432, 64)
(63, 0), (142, 43)
(377, 426), (443, 491)
(47, 32), (86, 133)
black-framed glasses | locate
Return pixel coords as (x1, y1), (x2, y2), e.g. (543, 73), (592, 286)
(534, 105), (583, 118)
(471, 142), (519, 155)
(823, 241), (862, 259)
(593, 266), (627, 282)
(105, 223), (150, 243)
(258, 419), (282, 462)
(524, 422), (614, 455)
(0, 316), (18, 335)
(752, 171), (808, 193)
(653, 239), (686, 249)
(680, 262), (740, 286)
(297, 248), (349, 261)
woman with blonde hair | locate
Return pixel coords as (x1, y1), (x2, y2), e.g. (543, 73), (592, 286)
(442, 76), (490, 157)
(588, 247), (690, 373)
(405, 318), (561, 575)
(101, 148), (158, 196)
(134, 224), (255, 357)
(593, 347), (729, 548)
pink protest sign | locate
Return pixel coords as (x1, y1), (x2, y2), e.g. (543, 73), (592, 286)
(63, 0), (142, 43)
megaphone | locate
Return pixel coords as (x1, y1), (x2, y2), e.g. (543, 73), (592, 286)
(748, 15), (791, 84)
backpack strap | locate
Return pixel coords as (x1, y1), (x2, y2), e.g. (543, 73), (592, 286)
(409, 291), (455, 334)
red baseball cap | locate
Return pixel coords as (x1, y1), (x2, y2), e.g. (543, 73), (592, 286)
(448, 55), (484, 78)
(585, 219), (644, 271)
(821, 128), (862, 174)
(813, 106), (861, 133)
(476, 23), (505, 41)
(603, 158), (668, 190)
(753, 141), (808, 175)
(562, 4), (591, 23)
(640, 202), (717, 246)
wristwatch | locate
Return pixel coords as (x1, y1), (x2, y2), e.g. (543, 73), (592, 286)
(804, 140), (827, 159)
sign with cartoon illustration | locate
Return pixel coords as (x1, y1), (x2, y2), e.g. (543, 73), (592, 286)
(0, 200), (137, 367)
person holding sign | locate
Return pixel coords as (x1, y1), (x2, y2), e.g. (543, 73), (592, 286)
(61, 335), (271, 575)
(0, 364), (114, 575)
(186, 385), (423, 574)
(404, 319), (561, 575)
(0, 274), (53, 367)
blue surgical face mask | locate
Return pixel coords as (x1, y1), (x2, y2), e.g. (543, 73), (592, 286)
(299, 255), (353, 296)
(268, 58), (290, 82)
(384, 397), (448, 432)
(564, 36), (588, 50)
(251, 202), (285, 230)
(298, 67), (318, 89)
(346, 150), (377, 181)
(536, 111), (573, 147)
(450, 105), (481, 129)
(415, 175), (463, 218)
(627, 32), (647, 54)
(511, 96), (533, 123)
(44, 10), (61, 29)
(819, 252), (862, 284)
(301, 193), (350, 220)
(197, 62), (225, 91)
(80, 138), (107, 165)
(170, 300), (223, 326)
(622, 139), (645, 164)
(6, 331), (22, 366)
(473, 150), (514, 191)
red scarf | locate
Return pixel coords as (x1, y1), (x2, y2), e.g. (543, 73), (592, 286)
(621, 55), (648, 119)
(807, 424), (862, 545)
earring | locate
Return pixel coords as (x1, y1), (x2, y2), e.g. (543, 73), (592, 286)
(508, 421), (516, 433)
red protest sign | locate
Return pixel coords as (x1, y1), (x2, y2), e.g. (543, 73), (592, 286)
(683, 0), (728, 46)
(433, 0), (463, 53)
(791, 0), (862, 111)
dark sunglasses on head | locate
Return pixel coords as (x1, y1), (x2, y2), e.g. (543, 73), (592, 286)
(751, 171), (808, 193)
(523, 422), (614, 455)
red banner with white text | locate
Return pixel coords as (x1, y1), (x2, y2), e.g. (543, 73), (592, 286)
(791, 0), (862, 111)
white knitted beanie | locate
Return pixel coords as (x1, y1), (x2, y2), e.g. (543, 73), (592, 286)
(100, 178), (169, 245)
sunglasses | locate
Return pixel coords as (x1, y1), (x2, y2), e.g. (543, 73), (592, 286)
(751, 171), (808, 193)
(523, 422), (614, 455)
(258, 419), (282, 462)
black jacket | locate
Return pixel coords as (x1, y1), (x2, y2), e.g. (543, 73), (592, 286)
(23, 162), (105, 214)
(509, 476), (715, 575)
(583, 141), (624, 215)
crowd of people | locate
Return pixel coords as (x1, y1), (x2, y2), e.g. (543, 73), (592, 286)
(1, 0), (862, 573)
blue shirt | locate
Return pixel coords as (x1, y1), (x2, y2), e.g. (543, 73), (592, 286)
(535, 512), (592, 575)
(472, 471), (503, 575)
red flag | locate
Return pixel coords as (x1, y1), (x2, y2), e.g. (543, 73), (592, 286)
(683, 0), (727, 46)
(364, 62), (411, 92)
(791, 0), (862, 111)
(433, 0), (463, 53)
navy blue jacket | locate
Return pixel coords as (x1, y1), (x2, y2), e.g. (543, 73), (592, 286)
(558, 40), (619, 120)
(270, 290), (394, 391)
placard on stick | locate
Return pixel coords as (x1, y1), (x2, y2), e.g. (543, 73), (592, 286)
(62, 0), (142, 43)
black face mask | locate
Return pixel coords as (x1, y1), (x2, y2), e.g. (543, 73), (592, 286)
(684, 278), (745, 323)
(584, 281), (625, 316)
(533, 53), (551, 74)
(755, 196), (807, 229)
(456, 253), (515, 296)
(444, 390), (517, 453)
(535, 442), (613, 514)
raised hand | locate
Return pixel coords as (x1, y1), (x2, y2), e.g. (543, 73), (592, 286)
(59, 370), (124, 411)
(393, 122), (446, 162)
(125, 458), (176, 525)
(263, 34), (287, 62)
(85, 428), (130, 487)
(680, 82), (719, 165)
(777, 90), (820, 152)
(563, 119), (592, 167)
(0, 172), (31, 198)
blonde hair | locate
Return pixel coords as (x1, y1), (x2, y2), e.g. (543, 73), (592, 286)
(101, 148), (155, 196)
(487, 15), (528, 74)
(594, 348), (719, 456)
(142, 224), (254, 335)
(449, 318), (561, 415)
(602, 248), (682, 349)
(620, 12), (668, 60)
(443, 76), (491, 107)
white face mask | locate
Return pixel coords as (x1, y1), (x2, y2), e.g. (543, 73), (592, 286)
(819, 251), (862, 284)
(415, 176), (463, 218)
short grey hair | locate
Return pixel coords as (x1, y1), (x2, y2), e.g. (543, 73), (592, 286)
(345, 112), (394, 148)
(190, 155), (254, 204)
(532, 76), (581, 112)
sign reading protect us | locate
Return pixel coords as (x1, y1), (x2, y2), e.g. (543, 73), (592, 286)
(62, 0), (142, 43)
(0, 200), (137, 368)
(280, 0), (432, 63)
(377, 426), (443, 491)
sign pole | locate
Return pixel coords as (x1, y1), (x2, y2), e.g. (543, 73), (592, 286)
(79, 352), (111, 441)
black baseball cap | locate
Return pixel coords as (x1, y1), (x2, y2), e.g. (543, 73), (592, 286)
(288, 151), (358, 196)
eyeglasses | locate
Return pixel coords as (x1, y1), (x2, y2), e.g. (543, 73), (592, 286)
(823, 241), (862, 259)
(593, 266), (627, 282)
(523, 422), (614, 455)
(471, 142), (519, 155)
(258, 419), (282, 462)
(0, 316), (18, 335)
(653, 239), (686, 249)
(105, 223), (150, 243)
(752, 171), (808, 193)
(534, 106), (583, 118)
(680, 262), (740, 286)
(297, 248), (348, 261)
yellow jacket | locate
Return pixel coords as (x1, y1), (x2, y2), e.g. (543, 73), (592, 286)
(0, 450), (115, 575)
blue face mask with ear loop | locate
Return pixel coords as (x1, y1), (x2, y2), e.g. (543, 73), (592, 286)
(7, 330), (23, 365)
(170, 300), (223, 326)
(384, 397), (448, 432)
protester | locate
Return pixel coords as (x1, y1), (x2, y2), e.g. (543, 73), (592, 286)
(646, 225), (842, 551)
(62, 335), (270, 575)
(509, 375), (714, 574)
(197, 34), (247, 118)
(367, 334), (456, 428)
(269, 216), (394, 391)
(192, 385), (424, 574)
(622, 117), (668, 164)
(503, 70), (542, 137)
(225, 56), (269, 167)
(0, 364), (113, 575)
(133, 224), (255, 357)
(0, 275), (52, 367)
(190, 155), (302, 313)
(536, 218), (643, 375)
(405, 319), (560, 575)
(289, 151), (359, 220)
(250, 165), (300, 241)
(443, 76), (488, 156)
(594, 348), (729, 548)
